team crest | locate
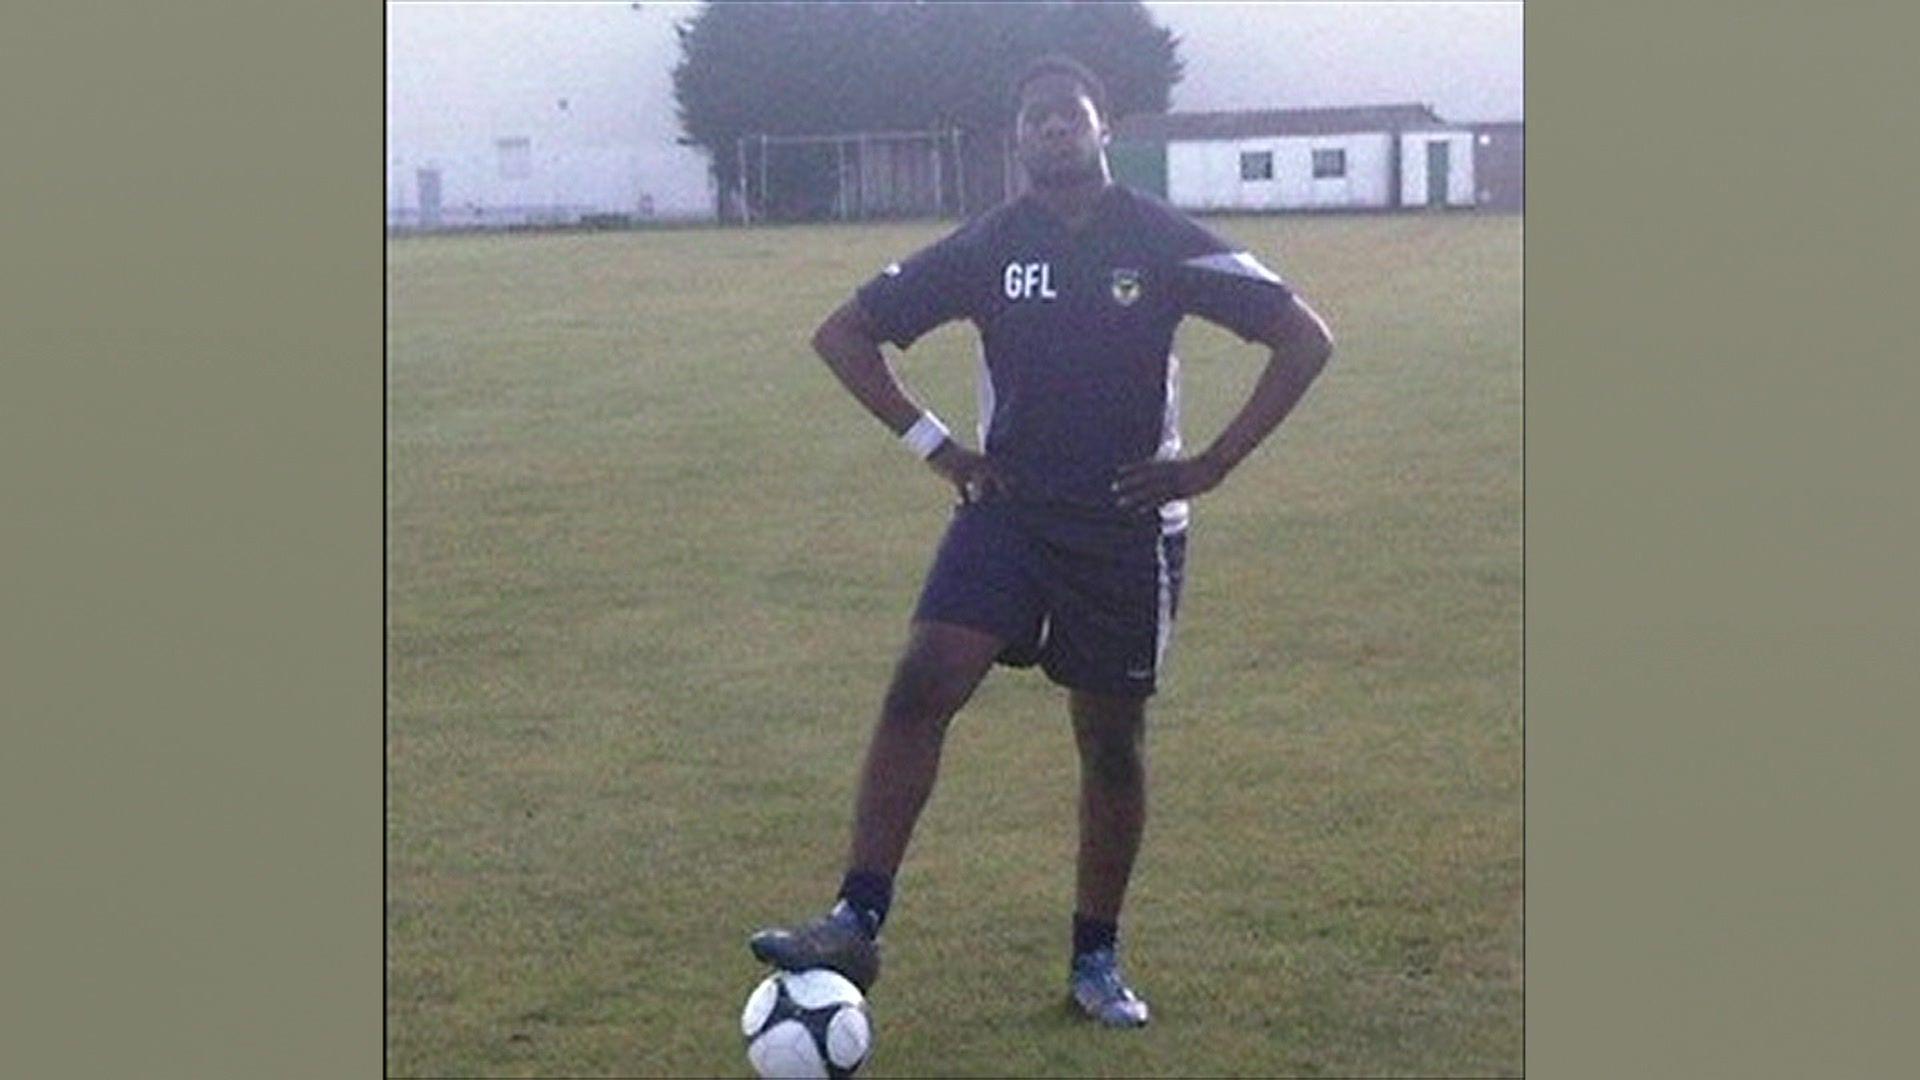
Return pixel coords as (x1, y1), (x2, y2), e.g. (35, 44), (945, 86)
(1109, 268), (1143, 306)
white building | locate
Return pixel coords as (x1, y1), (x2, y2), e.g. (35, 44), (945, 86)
(385, 3), (715, 229)
(385, 136), (715, 230)
(1111, 104), (1479, 212)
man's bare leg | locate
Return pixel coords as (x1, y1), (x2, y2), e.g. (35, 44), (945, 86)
(1070, 690), (1148, 924)
(1066, 689), (1151, 1027)
(749, 620), (1003, 989)
(847, 620), (1005, 875)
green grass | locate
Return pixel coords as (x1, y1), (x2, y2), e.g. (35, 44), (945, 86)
(386, 212), (1521, 1077)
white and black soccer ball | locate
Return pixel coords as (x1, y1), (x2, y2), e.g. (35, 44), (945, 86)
(740, 967), (872, 1079)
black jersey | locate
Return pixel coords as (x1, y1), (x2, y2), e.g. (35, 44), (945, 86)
(857, 183), (1293, 531)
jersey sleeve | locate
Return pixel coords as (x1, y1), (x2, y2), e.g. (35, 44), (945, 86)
(853, 228), (978, 348)
(1163, 215), (1295, 342)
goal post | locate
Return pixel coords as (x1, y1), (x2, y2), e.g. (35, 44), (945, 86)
(736, 128), (974, 225)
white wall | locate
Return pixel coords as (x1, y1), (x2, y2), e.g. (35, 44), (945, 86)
(388, 141), (715, 227)
(1168, 132), (1393, 211)
(1167, 141), (1237, 210)
(1398, 130), (1477, 207)
(1163, 127), (1483, 212)
(386, 3), (716, 225)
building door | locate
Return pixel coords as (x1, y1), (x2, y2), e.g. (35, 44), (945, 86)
(416, 168), (442, 228)
(1107, 141), (1167, 198)
(1426, 142), (1450, 207)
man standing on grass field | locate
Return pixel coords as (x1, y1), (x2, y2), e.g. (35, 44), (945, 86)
(749, 54), (1334, 1028)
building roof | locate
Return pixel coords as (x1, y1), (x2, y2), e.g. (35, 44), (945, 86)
(1112, 103), (1454, 142)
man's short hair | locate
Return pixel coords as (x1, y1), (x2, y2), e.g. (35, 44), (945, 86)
(1011, 53), (1110, 122)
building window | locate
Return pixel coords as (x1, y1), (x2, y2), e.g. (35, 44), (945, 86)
(497, 137), (532, 180)
(1239, 150), (1273, 181)
(1312, 148), (1346, 179)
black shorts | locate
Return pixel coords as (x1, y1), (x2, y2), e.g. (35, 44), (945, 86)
(912, 499), (1188, 698)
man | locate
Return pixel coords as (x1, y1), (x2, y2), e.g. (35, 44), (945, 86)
(749, 54), (1334, 1028)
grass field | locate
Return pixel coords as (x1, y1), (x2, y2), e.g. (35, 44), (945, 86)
(386, 211), (1521, 1078)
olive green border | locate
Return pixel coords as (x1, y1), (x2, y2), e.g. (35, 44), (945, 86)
(1526, 2), (1914, 1077)
(5, 2), (382, 1076)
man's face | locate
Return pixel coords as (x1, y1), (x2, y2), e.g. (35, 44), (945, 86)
(1014, 74), (1106, 188)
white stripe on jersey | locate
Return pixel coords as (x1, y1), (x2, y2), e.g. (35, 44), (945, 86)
(1180, 250), (1284, 286)
(975, 344), (996, 448)
(1157, 351), (1189, 535)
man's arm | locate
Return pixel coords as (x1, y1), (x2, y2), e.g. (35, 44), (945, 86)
(811, 298), (927, 436)
(811, 298), (1010, 501)
(1112, 295), (1334, 512)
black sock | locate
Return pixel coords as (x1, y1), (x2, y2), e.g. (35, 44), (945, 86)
(1072, 912), (1118, 958)
(836, 869), (893, 939)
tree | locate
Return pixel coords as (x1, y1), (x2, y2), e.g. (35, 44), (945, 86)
(670, 1), (1183, 218)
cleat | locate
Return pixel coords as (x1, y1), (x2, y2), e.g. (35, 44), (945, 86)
(748, 901), (882, 993)
(1069, 947), (1150, 1028)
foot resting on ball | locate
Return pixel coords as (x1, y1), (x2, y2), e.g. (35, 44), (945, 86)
(1070, 947), (1150, 1028)
(748, 900), (882, 993)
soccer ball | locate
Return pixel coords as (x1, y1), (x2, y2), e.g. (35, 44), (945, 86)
(740, 967), (872, 1079)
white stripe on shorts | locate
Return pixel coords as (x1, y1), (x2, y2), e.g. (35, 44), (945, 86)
(1153, 533), (1173, 671)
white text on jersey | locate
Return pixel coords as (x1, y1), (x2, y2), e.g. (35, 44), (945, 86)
(1003, 261), (1058, 301)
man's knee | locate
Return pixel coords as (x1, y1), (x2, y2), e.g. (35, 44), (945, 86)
(1072, 695), (1146, 786)
(880, 629), (995, 731)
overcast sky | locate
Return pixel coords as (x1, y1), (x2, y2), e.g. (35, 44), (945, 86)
(387, 2), (1522, 152)
(1152, 2), (1521, 120)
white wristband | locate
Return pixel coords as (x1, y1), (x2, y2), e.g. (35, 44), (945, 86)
(900, 412), (951, 459)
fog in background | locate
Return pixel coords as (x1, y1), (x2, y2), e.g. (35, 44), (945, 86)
(387, 3), (689, 156)
(1155, 2), (1521, 120)
(385, 2), (1520, 217)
